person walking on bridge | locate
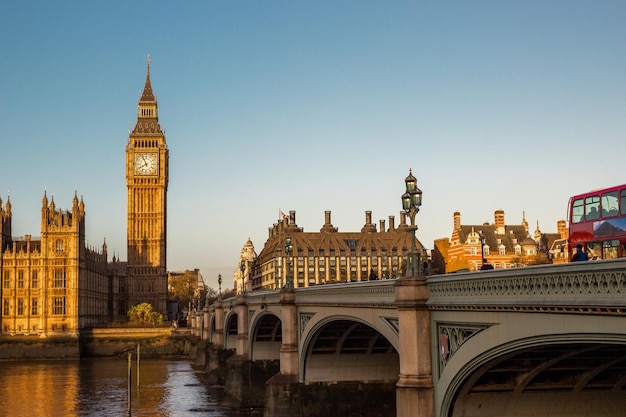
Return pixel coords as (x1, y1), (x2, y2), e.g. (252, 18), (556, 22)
(572, 244), (588, 261)
(480, 259), (494, 270)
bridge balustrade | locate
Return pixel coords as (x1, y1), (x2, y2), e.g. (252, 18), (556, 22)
(427, 258), (625, 312)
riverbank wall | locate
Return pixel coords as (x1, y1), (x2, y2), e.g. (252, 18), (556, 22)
(0, 328), (192, 359)
(0, 335), (80, 359)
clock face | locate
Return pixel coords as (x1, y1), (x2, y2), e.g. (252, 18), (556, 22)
(135, 153), (158, 175)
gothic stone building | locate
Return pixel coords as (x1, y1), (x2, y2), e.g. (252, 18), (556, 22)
(124, 59), (169, 316)
(243, 210), (427, 292)
(0, 60), (169, 336)
(1, 194), (110, 336)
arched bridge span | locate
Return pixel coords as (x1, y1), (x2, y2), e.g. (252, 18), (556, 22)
(196, 258), (626, 417)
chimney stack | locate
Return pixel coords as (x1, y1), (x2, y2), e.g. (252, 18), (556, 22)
(557, 220), (568, 239)
(494, 210), (505, 234)
(361, 211), (376, 232)
(453, 211), (461, 230)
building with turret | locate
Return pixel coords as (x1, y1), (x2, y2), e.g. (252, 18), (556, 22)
(125, 56), (169, 316)
(0, 58), (170, 336)
(1, 193), (110, 336)
(234, 238), (258, 293)
(432, 210), (567, 273)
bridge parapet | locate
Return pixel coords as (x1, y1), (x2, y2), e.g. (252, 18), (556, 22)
(291, 280), (396, 307)
(427, 258), (626, 314)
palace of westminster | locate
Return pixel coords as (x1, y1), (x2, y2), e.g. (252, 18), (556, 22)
(0, 62), (567, 337)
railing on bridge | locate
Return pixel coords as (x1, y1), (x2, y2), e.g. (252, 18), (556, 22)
(230, 279), (397, 308)
(427, 258), (626, 314)
(222, 259), (625, 314)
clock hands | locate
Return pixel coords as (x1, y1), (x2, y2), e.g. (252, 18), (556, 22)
(136, 154), (156, 174)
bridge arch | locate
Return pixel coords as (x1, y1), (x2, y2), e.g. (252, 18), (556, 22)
(436, 311), (626, 417)
(224, 311), (238, 350)
(249, 311), (282, 361)
(300, 315), (399, 383)
(208, 313), (216, 343)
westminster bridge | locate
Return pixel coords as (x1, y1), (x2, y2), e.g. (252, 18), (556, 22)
(191, 258), (626, 417)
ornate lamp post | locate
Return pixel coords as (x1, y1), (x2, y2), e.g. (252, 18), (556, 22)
(217, 273), (222, 301)
(284, 234), (293, 289)
(240, 259), (247, 294)
(401, 169), (423, 277)
(479, 232), (485, 267)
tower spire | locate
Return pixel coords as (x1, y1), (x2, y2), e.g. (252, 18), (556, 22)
(132, 55), (161, 134)
(140, 54), (156, 103)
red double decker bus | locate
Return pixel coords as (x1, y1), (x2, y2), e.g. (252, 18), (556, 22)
(568, 184), (626, 260)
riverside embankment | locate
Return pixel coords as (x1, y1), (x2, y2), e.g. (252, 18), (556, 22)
(0, 327), (191, 360)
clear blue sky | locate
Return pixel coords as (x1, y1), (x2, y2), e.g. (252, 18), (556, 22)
(1, 1), (625, 289)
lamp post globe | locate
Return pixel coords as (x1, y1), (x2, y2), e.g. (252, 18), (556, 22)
(401, 169), (423, 277)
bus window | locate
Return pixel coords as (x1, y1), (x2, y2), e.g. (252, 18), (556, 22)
(622, 242), (626, 258)
(621, 189), (626, 215)
(586, 241), (601, 260)
(602, 240), (619, 259)
(601, 191), (619, 218)
(572, 198), (584, 223)
(585, 196), (600, 220)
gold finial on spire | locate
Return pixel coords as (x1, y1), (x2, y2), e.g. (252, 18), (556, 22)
(147, 54), (151, 71)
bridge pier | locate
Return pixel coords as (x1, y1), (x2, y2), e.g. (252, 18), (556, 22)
(213, 299), (224, 348)
(395, 276), (434, 417)
(265, 287), (300, 417)
(235, 293), (249, 357)
(203, 306), (210, 340)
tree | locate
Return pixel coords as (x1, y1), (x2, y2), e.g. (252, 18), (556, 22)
(168, 270), (198, 307)
(127, 302), (163, 326)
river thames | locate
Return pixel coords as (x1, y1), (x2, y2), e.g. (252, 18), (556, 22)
(0, 358), (246, 417)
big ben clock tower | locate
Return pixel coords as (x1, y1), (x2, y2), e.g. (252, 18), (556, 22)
(126, 56), (168, 315)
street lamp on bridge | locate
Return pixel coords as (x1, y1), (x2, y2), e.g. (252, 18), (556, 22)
(401, 169), (423, 277)
(217, 273), (222, 301)
(240, 259), (248, 294)
(284, 234), (294, 289)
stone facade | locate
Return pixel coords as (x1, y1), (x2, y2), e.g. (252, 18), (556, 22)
(0, 59), (170, 336)
(248, 210), (427, 290)
(125, 58), (169, 315)
(0, 193), (110, 336)
(233, 238), (258, 293)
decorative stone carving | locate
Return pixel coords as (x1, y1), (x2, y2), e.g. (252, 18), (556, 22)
(437, 323), (489, 372)
(299, 313), (315, 336)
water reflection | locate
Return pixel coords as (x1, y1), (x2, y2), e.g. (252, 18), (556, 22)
(0, 359), (236, 417)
